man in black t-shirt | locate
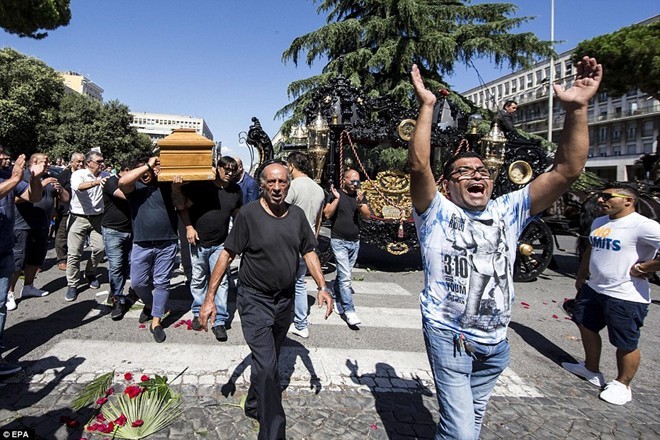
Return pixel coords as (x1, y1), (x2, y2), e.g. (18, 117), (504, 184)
(324, 169), (371, 327)
(54, 152), (84, 270)
(120, 156), (179, 344)
(172, 156), (242, 342)
(9, 153), (69, 307)
(102, 161), (133, 320)
(199, 162), (333, 440)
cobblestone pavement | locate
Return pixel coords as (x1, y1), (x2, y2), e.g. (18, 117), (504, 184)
(2, 368), (660, 439)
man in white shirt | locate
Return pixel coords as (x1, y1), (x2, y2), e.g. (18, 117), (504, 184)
(65, 151), (107, 301)
(563, 184), (660, 405)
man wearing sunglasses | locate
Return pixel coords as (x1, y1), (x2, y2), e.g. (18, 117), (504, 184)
(563, 184), (660, 405)
(409, 56), (602, 439)
(172, 156), (243, 342)
(65, 150), (108, 302)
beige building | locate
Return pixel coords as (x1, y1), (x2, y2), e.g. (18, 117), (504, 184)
(60, 71), (104, 102)
(463, 15), (659, 182)
(129, 112), (214, 144)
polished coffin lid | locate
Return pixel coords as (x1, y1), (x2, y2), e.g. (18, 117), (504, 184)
(156, 128), (215, 181)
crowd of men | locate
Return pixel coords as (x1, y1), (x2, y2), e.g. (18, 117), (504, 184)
(1, 55), (659, 440)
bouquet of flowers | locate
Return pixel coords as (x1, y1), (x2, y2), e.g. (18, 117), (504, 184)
(70, 370), (183, 439)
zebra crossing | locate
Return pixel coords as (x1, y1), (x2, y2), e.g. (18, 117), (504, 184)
(33, 270), (542, 398)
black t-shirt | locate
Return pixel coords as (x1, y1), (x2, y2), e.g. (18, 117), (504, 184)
(327, 188), (360, 241)
(126, 181), (178, 243)
(14, 171), (58, 231)
(56, 167), (73, 216)
(102, 175), (131, 232)
(224, 201), (317, 292)
(182, 180), (242, 246)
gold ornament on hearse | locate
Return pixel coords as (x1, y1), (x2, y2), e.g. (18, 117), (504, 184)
(479, 124), (507, 181)
(397, 119), (417, 142)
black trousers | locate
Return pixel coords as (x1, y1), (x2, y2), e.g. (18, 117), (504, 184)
(238, 283), (294, 440)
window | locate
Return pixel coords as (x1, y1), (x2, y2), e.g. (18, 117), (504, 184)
(536, 70), (543, 83)
(627, 144), (637, 155)
(598, 91), (608, 102)
(627, 124), (637, 139)
(519, 77), (525, 91)
(642, 120), (654, 137)
(511, 81), (517, 93)
(627, 89), (637, 97)
(599, 146), (607, 157)
(612, 126), (621, 141)
(612, 145), (621, 156)
(555, 63), (561, 80)
(527, 73), (533, 87)
(643, 142), (653, 153)
(598, 127), (607, 142)
(504, 82), (510, 95)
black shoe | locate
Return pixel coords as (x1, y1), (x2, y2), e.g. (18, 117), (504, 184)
(191, 316), (202, 331)
(150, 324), (166, 343)
(211, 325), (228, 342)
(88, 276), (100, 289)
(111, 297), (126, 320)
(65, 286), (77, 302)
(138, 307), (153, 323)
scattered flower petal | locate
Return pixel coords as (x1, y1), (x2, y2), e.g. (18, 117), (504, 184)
(520, 301), (530, 307)
(370, 422), (378, 430)
(139, 324), (146, 329)
(552, 314), (559, 319)
(141, 375), (149, 382)
(96, 397), (108, 405)
(124, 385), (142, 399)
(564, 317), (572, 320)
(131, 419), (144, 427)
(124, 372), (133, 381)
(115, 414), (127, 426)
(551, 300), (557, 303)
(96, 413), (106, 422)
(105, 387), (115, 396)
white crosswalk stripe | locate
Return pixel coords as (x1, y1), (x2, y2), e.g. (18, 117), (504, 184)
(71, 275), (541, 398)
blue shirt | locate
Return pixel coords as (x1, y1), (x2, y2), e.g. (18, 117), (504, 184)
(238, 173), (259, 205)
(0, 178), (29, 251)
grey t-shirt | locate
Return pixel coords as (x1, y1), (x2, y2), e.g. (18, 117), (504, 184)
(285, 176), (325, 231)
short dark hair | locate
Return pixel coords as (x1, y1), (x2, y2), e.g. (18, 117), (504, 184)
(217, 155), (238, 171)
(286, 151), (312, 176)
(442, 151), (485, 180)
(603, 182), (639, 206)
(503, 100), (517, 109)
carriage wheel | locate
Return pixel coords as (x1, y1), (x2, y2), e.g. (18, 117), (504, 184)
(514, 219), (554, 282)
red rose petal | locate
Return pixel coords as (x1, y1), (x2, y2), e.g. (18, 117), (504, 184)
(139, 324), (146, 329)
(96, 397), (108, 405)
(552, 314), (559, 319)
(131, 419), (144, 427)
(520, 302), (530, 307)
(141, 375), (149, 382)
(124, 372), (133, 381)
(115, 414), (127, 426)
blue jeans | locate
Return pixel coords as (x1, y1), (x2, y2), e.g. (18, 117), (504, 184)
(130, 240), (177, 319)
(331, 238), (359, 314)
(292, 258), (309, 330)
(190, 243), (228, 327)
(102, 227), (132, 299)
(423, 321), (509, 440)
(0, 250), (14, 349)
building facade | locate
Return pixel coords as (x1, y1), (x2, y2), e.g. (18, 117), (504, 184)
(60, 71), (104, 102)
(463, 16), (659, 182)
(129, 112), (214, 144)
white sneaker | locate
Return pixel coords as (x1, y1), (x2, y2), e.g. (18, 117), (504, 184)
(288, 325), (309, 339)
(599, 380), (632, 405)
(20, 284), (50, 298)
(6, 292), (17, 311)
(561, 361), (605, 387)
(333, 301), (340, 315)
(344, 311), (361, 326)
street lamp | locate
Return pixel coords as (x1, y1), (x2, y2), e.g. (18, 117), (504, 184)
(307, 111), (331, 183)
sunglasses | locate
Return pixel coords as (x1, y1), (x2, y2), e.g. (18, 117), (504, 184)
(90, 159), (105, 164)
(598, 192), (630, 201)
(221, 166), (237, 175)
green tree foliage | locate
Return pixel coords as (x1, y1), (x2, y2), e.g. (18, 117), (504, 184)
(0, 48), (64, 155)
(0, 0), (71, 39)
(572, 21), (659, 101)
(279, 0), (554, 128)
(52, 93), (152, 166)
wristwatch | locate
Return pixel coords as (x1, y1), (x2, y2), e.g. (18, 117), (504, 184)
(318, 286), (330, 292)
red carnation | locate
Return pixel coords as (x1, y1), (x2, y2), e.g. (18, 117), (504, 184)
(105, 387), (115, 396)
(141, 375), (149, 382)
(115, 413), (127, 426)
(124, 385), (142, 399)
(96, 413), (106, 422)
(96, 397), (108, 405)
(124, 372), (133, 381)
(98, 421), (115, 433)
(131, 419), (144, 427)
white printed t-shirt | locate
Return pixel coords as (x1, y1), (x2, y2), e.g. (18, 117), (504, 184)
(587, 212), (660, 304)
(413, 188), (534, 344)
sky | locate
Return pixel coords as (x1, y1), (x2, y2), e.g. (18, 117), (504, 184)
(1, 0), (657, 168)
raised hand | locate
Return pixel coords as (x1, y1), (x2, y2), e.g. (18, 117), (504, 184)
(410, 64), (436, 108)
(553, 56), (603, 110)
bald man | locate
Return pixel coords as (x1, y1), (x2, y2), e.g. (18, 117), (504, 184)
(234, 157), (259, 205)
(200, 162), (332, 440)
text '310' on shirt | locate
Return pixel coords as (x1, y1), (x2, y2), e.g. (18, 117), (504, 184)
(413, 188), (534, 344)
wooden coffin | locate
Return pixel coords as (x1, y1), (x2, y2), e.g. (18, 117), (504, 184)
(156, 128), (215, 181)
